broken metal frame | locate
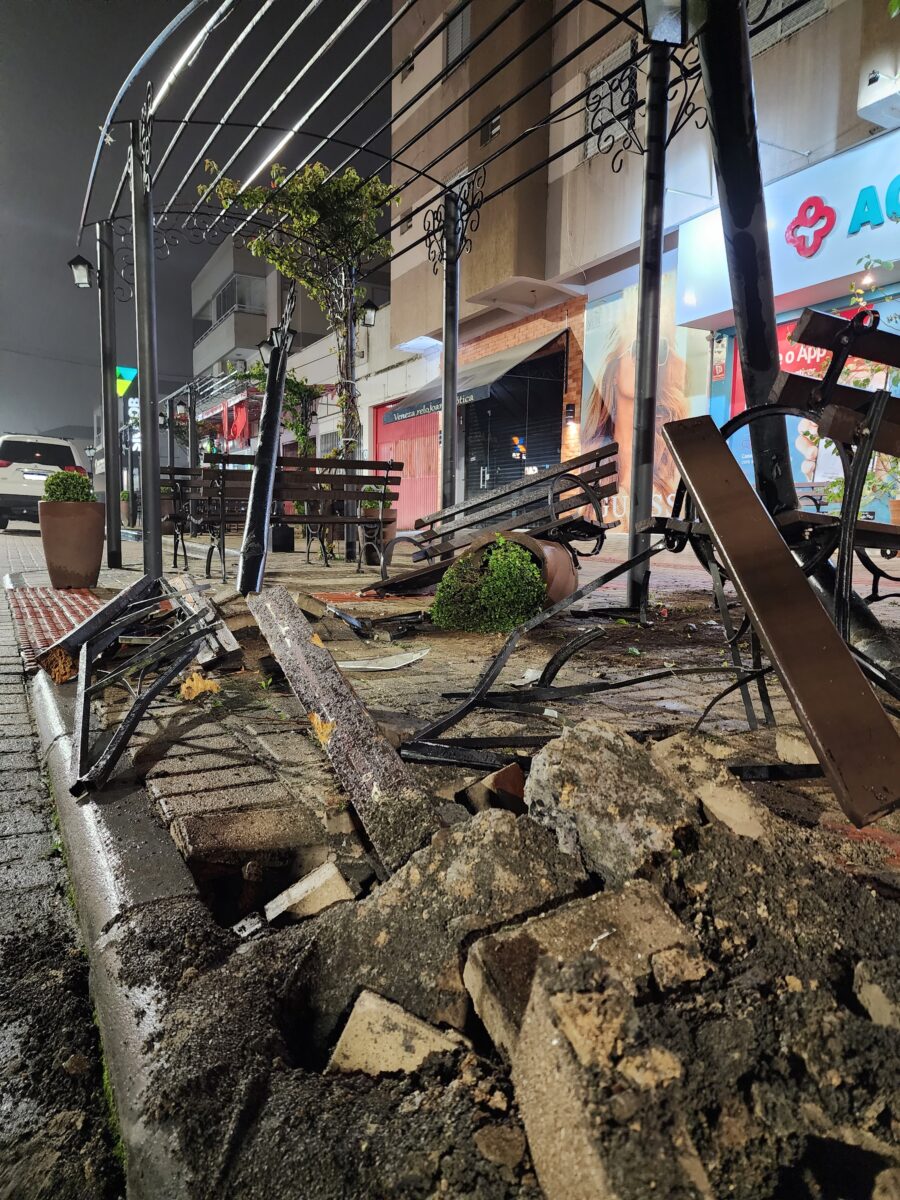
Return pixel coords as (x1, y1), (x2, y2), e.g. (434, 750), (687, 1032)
(66, 578), (225, 796)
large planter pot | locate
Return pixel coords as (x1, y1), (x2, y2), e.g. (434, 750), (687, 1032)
(469, 531), (578, 605)
(889, 499), (900, 526)
(39, 501), (105, 589)
(120, 500), (131, 527)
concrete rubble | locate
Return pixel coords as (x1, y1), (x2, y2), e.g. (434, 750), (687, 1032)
(35, 572), (900, 1199)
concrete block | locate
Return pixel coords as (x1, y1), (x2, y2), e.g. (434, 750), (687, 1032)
(525, 720), (699, 885)
(286, 809), (586, 1048)
(650, 731), (771, 842)
(265, 861), (354, 922)
(326, 989), (467, 1076)
(155, 780), (323, 824)
(464, 879), (704, 1057)
(146, 763), (275, 799)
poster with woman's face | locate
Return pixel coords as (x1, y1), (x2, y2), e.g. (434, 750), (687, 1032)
(580, 273), (710, 530)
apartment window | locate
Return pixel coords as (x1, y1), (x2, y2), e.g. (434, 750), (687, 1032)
(214, 277), (236, 323)
(584, 39), (638, 161)
(445, 7), (471, 67)
(319, 431), (340, 456)
(480, 110), (501, 146)
(749, 0), (827, 55)
(401, 56), (415, 80)
(402, 212), (414, 233)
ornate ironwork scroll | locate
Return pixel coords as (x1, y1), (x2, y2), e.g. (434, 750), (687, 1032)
(586, 42), (646, 173)
(666, 44), (707, 146)
(138, 81), (154, 194)
(423, 164), (487, 274)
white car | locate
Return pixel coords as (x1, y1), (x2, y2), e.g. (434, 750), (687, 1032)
(0, 434), (91, 528)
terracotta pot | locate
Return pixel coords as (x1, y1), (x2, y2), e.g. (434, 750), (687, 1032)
(468, 531), (578, 605)
(39, 501), (106, 589)
(120, 500), (131, 527)
(889, 499), (900, 526)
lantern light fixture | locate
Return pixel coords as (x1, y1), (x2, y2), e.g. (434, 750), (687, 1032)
(68, 254), (96, 289)
(361, 298), (379, 328)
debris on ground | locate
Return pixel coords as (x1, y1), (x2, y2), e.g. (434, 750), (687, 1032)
(180, 671), (221, 701)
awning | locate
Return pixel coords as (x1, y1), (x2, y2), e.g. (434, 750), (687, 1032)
(382, 330), (564, 425)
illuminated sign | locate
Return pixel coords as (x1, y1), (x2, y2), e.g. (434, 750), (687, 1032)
(677, 128), (900, 325)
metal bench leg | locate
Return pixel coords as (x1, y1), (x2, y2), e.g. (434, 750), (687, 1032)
(705, 549), (759, 731)
(205, 541), (215, 580)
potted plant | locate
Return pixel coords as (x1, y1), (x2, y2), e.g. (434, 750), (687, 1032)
(120, 489), (131, 527)
(819, 452), (900, 523)
(160, 484), (175, 531)
(431, 536), (549, 633)
(40, 470), (105, 589)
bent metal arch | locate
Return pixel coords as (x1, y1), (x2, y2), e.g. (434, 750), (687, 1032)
(76, 0), (816, 593)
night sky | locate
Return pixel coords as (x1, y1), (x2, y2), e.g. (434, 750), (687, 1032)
(0, 0), (391, 441)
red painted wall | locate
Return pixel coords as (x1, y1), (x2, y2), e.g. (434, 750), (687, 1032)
(374, 405), (440, 528)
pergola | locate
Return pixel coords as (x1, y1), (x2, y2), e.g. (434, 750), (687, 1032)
(72, 0), (807, 599)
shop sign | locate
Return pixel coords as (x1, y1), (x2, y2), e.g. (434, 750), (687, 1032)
(677, 128), (900, 325)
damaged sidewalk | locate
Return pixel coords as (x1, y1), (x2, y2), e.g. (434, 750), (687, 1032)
(17, 565), (900, 1199)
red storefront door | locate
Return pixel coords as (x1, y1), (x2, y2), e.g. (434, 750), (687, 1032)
(374, 403), (440, 529)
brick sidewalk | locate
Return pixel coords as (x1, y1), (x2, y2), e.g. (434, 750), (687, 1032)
(0, 582), (122, 1196)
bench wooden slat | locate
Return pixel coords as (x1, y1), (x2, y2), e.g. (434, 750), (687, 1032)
(663, 413), (900, 827)
(775, 509), (900, 552)
(413, 445), (618, 529)
(791, 308), (900, 370)
(411, 481), (617, 561)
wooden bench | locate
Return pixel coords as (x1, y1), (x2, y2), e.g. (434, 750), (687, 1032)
(161, 455), (402, 580)
(362, 444), (618, 596)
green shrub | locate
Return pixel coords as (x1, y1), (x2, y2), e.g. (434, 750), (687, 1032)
(431, 538), (546, 633)
(120, 490), (129, 502)
(43, 471), (96, 503)
(361, 484), (383, 511)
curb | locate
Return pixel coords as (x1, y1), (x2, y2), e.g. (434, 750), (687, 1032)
(30, 670), (199, 1198)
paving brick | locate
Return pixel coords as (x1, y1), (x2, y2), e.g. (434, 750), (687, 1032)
(0, 753), (40, 773)
(172, 803), (328, 863)
(146, 763), (275, 800)
(156, 780), (319, 824)
(0, 855), (55, 891)
(0, 805), (46, 838)
(326, 990), (468, 1077)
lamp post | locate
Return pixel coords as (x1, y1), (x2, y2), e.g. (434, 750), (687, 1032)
(361, 298), (379, 328)
(625, 0), (708, 615)
(66, 231), (122, 568)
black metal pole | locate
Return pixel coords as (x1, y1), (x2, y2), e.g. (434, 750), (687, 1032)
(345, 280), (357, 562)
(626, 42), (669, 613)
(441, 190), (461, 511)
(187, 384), (199, 525)
(237, 332), (293, 595)
(130, 121), (163, 577)
(167, 395), (176, 467)
(124, 405), (136, 528)
(697, 0), (795, 516)
(96, 221), (122, 569)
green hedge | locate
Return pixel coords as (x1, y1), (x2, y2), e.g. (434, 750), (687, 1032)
(43, 471), (96, 503)
(431, 538), (546, 633)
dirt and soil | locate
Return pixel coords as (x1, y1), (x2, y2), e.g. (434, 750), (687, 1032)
(0, 910), (124, 1200)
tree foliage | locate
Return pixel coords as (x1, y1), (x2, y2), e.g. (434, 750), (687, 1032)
(203, 161), (395, 452)
(233, 359), (323, 457)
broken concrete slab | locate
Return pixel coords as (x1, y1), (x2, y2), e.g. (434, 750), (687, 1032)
(524, 719), (699, 885)
(326, 989), (468, 1076)
(264, 861), (355, 923)
(248, 586), (442, 873)
(464, 879), (705, 1058)
(283, 809), (587, 1050)
(649, 730), (772, 842)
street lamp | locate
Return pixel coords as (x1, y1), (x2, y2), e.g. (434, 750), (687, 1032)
(175, 395), (188, 417)
(640, 0), (706, 45)
(257, 326), (297, 367)
(68, 254), (96, 289)
(361, 298), (379, 328)
(158, 410), (167, 430)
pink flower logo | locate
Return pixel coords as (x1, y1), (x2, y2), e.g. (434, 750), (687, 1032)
(785, 196), (836, 258)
